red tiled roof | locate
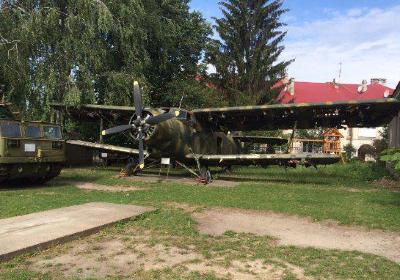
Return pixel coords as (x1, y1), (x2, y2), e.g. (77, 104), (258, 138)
(278, 81), (394, 104)
(195, 75), (217, 90)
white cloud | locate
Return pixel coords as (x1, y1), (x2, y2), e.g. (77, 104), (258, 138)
(282, 14), (297, 23)
(282, 6), (400, 88)
(347, 8), (366, 17)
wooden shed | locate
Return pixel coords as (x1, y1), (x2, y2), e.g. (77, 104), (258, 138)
(320, 128), (344, 154)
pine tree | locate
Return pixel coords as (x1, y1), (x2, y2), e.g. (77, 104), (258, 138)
(207, 0), (292, 106)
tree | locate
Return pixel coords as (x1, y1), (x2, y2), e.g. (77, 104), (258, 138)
(373, 125), (389, 154)
(142, 0), (212, 107)
(0, 0), (214, 122)
(0, 0), (113, 121)
(162, 77), (228, 110)
(207, 0), (292, 106)
(96, 0), (149, 106)
(344, 144), (356, 162)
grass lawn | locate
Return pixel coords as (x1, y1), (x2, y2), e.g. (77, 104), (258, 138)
(0, 163), (399, 279)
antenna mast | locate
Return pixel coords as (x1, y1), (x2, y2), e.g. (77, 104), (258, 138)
(338, 62), (342, 81)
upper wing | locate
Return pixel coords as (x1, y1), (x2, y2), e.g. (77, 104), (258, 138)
(232, 136), (288, 145)
(67, 140), (147, 156)
(51, 103), (135, 122)
(192, 96), (400, 132)
(186, 153), (341, 166)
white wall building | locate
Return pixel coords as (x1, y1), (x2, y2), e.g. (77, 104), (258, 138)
(278, 77), (395, 158)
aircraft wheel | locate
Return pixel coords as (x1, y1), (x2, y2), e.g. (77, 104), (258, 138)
(200, 168), (212, 184)
(125, 160), (140, 176)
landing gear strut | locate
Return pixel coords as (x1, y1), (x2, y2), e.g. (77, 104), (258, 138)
(175, 161), (212, 185)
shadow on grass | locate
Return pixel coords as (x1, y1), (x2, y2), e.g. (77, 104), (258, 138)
(216, 175), (331, 186)
(122, 168), (333, 186)
(0, 180), (57, 191)
(369, 198), (400, 207)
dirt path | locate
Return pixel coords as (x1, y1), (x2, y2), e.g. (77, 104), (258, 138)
(124, 174), (240, 187)
(28, 238), (295, 280)
(53, 181), (149, 192)
(193, 208), (400, 263)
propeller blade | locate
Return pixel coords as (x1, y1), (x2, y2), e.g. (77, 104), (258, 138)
(138, 130), (145, 169)
(133, 81), (142, 118)
(145, 112), (176, 125)
(102, 125), (133, 136)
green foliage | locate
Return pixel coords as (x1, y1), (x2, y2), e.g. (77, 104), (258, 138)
(344, 144), (356, 162)
(158, 78), (228, 109)
(295, 128), (324, 139)
(246, 129), (288, 138)
(374, 125), (389, 153)
(380, 148), (400, 171)
(0, 0), (213, 122)
(142, 1), (212, 107)
(206, 0), (292, 106)
(0, 0), (114, 120)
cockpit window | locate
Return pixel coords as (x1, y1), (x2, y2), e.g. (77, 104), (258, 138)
(1, 122), (22, 138)
(25, 125), (42, 138)
(44, 126), (61, 139)
(170, 109), (187, 120)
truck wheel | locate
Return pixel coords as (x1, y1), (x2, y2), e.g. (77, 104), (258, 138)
(0, 165), (10, 184)
(32, 164), (62, 184)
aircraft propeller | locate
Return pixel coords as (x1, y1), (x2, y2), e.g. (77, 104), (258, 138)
(102, 81), (177, 169)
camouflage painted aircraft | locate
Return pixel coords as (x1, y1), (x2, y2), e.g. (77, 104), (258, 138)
(52, 81), (400, 183)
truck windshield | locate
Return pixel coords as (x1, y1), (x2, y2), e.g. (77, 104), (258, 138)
(26, 125), (42, 138)
(44, 126), (61, 139)
(1, 122), (21, 138)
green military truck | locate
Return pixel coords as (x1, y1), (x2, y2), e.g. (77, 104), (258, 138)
(0, 103), (65, 184)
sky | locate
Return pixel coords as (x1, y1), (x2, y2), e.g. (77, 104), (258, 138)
(189, 0), (400, 88)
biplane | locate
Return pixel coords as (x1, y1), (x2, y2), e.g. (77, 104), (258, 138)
(52, 81), (400, 183)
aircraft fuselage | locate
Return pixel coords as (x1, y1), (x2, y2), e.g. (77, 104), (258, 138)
(143, 110), (240, 162)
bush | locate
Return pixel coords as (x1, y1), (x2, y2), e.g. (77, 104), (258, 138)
(379, 148), (400, 171)
(350, 157), (363, 164)
(343, 144), (356, 162)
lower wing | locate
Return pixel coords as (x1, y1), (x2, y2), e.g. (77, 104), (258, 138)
(67, 140), (147, 157)
(186, 153), (341, 166)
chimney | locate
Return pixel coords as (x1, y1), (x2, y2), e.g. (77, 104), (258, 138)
(283, 73), (289, 84)
(333, 78), (339, 89)
(289, 78), (295, 96)
(370, 78), (387, 86)
(359, 79), (368, 93)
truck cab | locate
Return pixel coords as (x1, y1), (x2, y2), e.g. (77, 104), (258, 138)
(0, 120), (65, 183)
